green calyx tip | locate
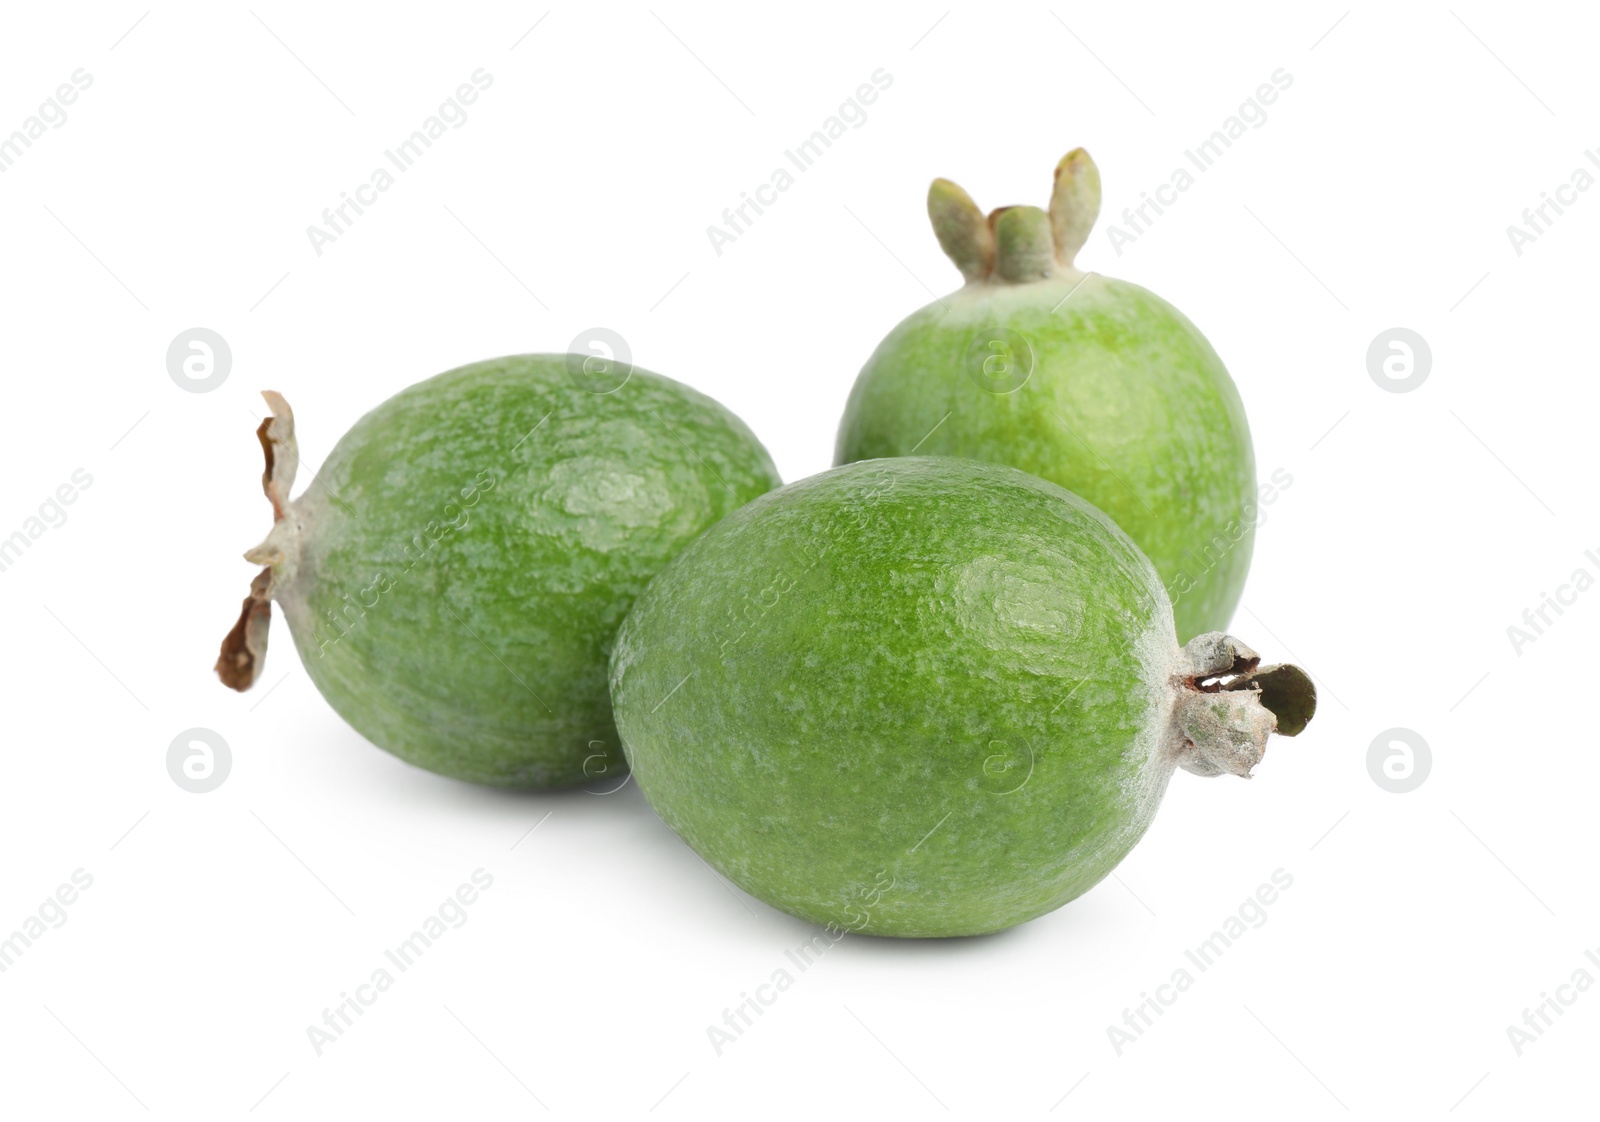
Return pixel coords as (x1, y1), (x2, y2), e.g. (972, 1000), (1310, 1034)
(992, 206), (1054, 282)
(927, 148), (1102, 285)
(1050, 148), (1100, 265)
(927, 178), (992, 282)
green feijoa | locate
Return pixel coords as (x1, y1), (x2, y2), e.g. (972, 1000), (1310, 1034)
(610, 458), (1313, 937)
(835, 149), (1257, 641)
(217, 354), (780, 788)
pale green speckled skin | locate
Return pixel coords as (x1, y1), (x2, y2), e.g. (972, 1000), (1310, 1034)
(835, 273), (1255, 642)
(610, 457), (1183, 937)
(274, 355), (780, 788)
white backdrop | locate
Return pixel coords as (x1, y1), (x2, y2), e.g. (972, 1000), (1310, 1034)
(0, 2), (1594, 1117)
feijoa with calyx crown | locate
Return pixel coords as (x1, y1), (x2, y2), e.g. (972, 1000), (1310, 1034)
(610, 457), (1316, 938)
(835, 149), (1258, 641)
(215, 354), (780, 788)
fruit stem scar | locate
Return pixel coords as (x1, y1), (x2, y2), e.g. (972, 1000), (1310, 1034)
(1168, 633), (1317, 778)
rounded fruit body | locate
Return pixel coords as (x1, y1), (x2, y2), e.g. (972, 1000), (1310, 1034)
(835, 150), (1256, 641)
(836, 274), (1254, 641)
(245, 355), (780, 788)
(611, 458), (1282, 937)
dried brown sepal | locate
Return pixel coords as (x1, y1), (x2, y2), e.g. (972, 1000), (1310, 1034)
(215, 567), (273, 691)
(1183, 633), (1260, 686)
(217, 391), (299, 691)
(1247, 664), (1317, 737)
(258, 390), (297, 522)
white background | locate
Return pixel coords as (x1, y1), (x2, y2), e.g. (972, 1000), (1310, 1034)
(0, 2), (1594, 1117)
